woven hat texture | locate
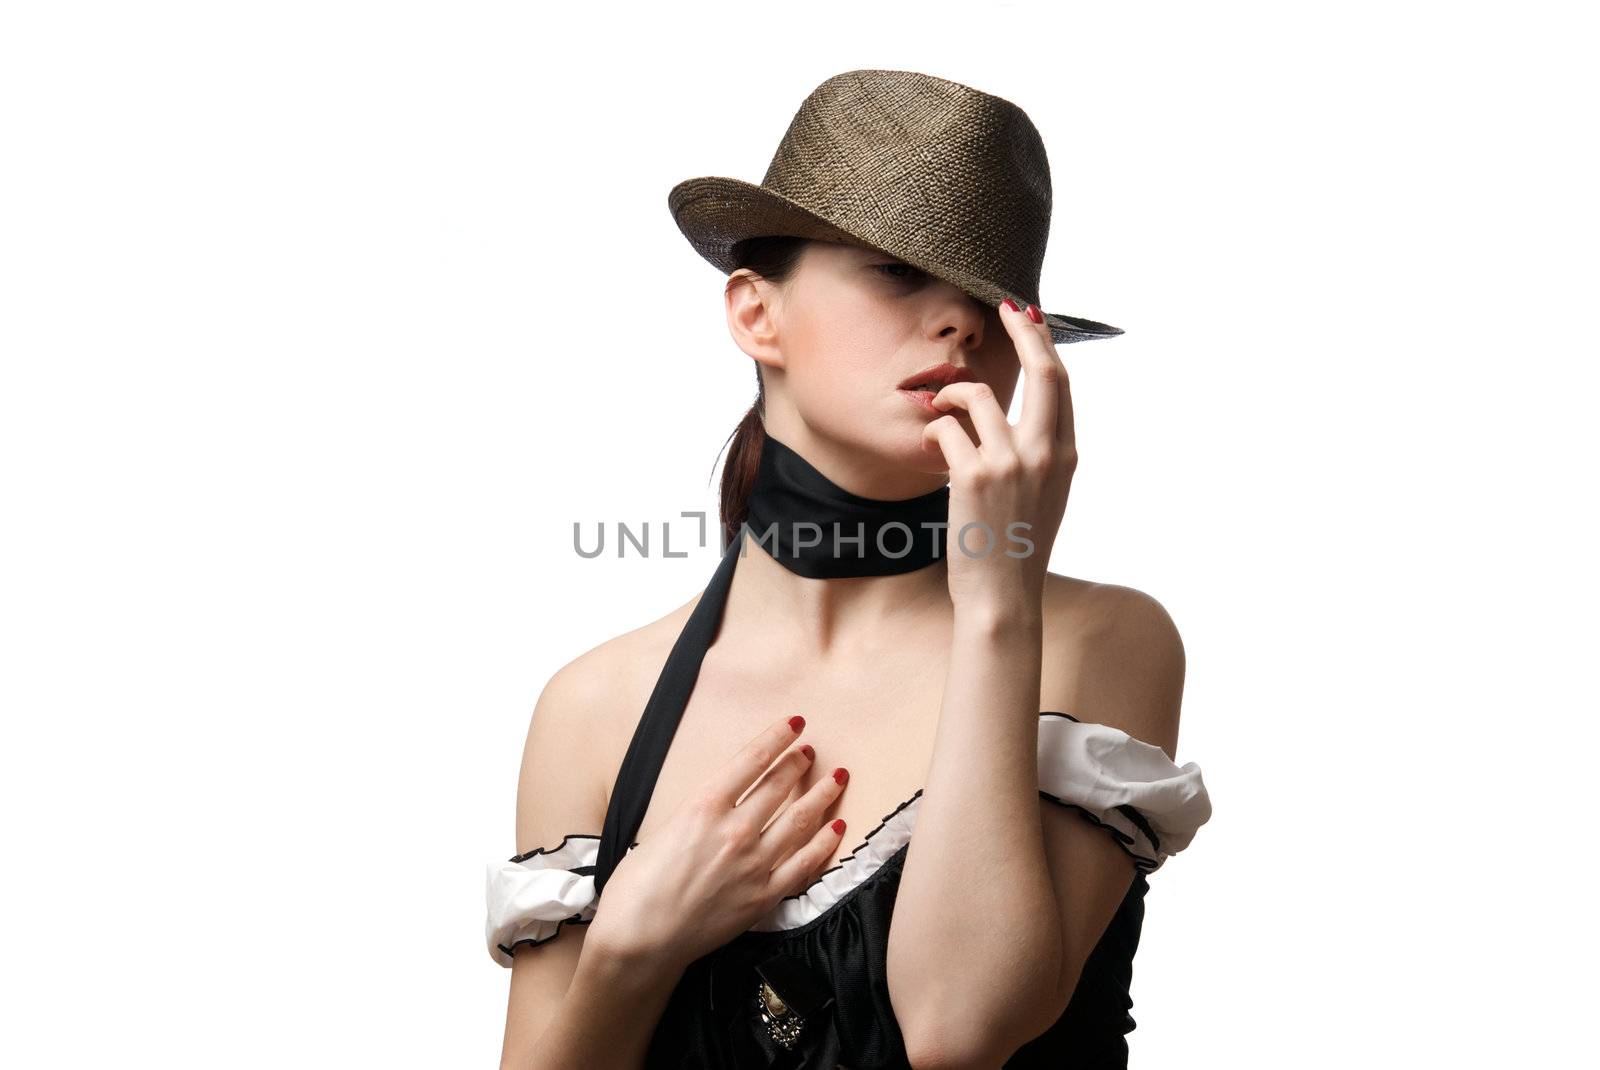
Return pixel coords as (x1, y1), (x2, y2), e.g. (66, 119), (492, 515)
(668, 69), (1122, 345)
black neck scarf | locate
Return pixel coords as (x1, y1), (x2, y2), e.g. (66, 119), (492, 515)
(592, 432), (950, 895)
(739, 431), (951, 577)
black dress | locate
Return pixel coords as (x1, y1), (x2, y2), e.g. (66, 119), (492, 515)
(487, 535), (1213, 1068)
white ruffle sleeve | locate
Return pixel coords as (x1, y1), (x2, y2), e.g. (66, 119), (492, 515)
(1036, 712), (1212, 873)
(484, 833), (602, 968)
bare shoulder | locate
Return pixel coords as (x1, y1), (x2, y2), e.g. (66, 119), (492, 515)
(513, 592), (703, 853)
(1040, 571), (1184, 651)
(1037, 572), (1186, 758)
(533, 591), (701, 738)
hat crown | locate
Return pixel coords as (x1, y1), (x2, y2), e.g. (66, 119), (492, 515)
(756, 70), (1054, 303)
(667, 68), (1124, 344)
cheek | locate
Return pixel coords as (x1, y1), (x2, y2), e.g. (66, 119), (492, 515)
(787, 310), (900, 405)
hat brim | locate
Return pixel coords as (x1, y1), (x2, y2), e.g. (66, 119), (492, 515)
(668, 175), (1124, 346)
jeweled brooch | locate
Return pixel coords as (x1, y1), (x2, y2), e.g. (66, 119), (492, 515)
(750, 951), (834, 1052)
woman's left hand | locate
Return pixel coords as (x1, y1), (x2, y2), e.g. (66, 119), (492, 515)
(921, 299), (1077, 621)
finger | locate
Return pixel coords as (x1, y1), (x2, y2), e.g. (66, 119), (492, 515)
(756, 761), (849, 861)
(1002, 300), (1060, 448)
(930, 381), (1016, 456)
(767, 817), (851, 899)
(767, 816), (850, 901)
(733, 741), (816, 832)
(707, 714), (807, 809)
(762, 770), (851, 890)
(1032, 304), (1076, 452)
(1004, 300), (1073, 452)
(1053, 343), (1076, 455)
(920, 412), (979, 473)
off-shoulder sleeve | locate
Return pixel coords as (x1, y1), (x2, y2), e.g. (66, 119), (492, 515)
(1036, 712), (1212, 874)
(484, 833), (602, 967)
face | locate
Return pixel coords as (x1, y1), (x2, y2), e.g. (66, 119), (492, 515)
(728, 240), (1023, 485)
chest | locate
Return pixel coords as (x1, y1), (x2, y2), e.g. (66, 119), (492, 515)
(625, 633), (951, 859)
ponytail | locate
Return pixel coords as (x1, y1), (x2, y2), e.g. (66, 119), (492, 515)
(717, 367), (766, 551)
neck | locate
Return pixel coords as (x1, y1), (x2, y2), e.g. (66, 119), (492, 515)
(729, 537), (953, 656)
(722, 429), (956, 655)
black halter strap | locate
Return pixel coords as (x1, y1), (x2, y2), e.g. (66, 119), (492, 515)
(592, 532), (742, 895)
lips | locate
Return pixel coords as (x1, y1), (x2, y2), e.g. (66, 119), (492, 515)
(896, 363), (974, 417)
(895, 363), (974, 392)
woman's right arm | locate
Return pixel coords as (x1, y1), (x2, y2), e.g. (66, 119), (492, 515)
(502, 924), (684, 1070)
(498, 655), (677, 1069)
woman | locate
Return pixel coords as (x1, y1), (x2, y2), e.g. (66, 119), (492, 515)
(487, 70), (1212, 1068)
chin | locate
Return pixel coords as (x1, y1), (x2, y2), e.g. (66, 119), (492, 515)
(859, 422), (956, 479)
(799, 409), (956, 484)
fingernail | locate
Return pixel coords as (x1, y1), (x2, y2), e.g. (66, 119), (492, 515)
(789, 715), (805, 733)
(1002, 298), (1020, 312)
(1026, 304), (1044, 324)
(832, 767), (848, 785)
(800, 744), (814, 761)
(831, 819), (846, 835)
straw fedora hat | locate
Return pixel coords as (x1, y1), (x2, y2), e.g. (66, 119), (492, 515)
(668, 68), (1123, 346)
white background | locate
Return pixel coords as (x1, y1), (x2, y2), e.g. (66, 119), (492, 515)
(3, 2), (1595, 1066)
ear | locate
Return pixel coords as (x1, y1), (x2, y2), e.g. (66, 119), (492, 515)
(725, 269), (786, 375)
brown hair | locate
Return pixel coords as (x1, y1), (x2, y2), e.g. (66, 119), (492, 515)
(714, 234), (810, 551)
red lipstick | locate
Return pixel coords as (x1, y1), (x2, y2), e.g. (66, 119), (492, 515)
(897, 362), (974, 415)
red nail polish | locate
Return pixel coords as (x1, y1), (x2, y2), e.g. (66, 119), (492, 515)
(831, 819), (846, 835)
(1026, 303), (1043, 324)
(789, 715), (805, 733)
(1002, 298), (1020, 312)
(832, 767), (848, 785)
(800, 744), (814, 761)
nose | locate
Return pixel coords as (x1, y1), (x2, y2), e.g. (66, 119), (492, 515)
(928, 286), (988, 351)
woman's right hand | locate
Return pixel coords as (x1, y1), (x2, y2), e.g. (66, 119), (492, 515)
(583, 714), (851, 973)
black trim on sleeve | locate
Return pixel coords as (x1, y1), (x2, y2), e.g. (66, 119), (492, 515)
(1115, 803), (1162, 854)
(1038, 790), (1160, 874)
(496, 914), (595, 959)
(508, 832), (602, 865)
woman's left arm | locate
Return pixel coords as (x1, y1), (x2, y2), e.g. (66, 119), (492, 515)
(887, 299), (1179, 1068)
